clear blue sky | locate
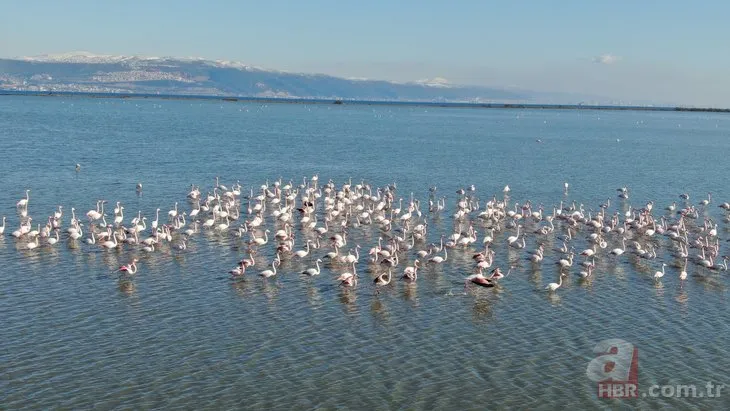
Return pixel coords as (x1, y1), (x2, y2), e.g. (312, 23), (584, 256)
(2, 0), (729, 105)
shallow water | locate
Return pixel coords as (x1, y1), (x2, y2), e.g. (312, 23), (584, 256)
(1, 96), (729, 409)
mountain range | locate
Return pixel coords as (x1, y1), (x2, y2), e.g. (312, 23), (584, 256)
(0, 52), (598, 103)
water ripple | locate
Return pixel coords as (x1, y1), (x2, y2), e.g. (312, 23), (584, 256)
(2, 98), (730, 408)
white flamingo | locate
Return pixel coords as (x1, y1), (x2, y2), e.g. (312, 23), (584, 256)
(679, 258), (688, 282)
(374, 270), (392, 294)
(428, 248), (448, 264)
(169, 202), (179, 219)
(26, 236), (40, 250)
(699, 192), (711, 206)
(101, 232), (118, 249)
(402, 260), (420, 281)
(294, 240), (311, 258)
(546, 274), (565, 292)
(303, 259), (323, 276)
(46, 230), (59, 246)
(610, 238), (627, 256)
(17, 190), (30, 208)
(337, 261), (358, 287)
(260, 260), (279, 279)
(252, 229), (270, 246)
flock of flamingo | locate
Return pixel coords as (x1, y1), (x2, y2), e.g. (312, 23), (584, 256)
(3, 176), (729, 296)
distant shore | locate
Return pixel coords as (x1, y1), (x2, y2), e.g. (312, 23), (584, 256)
(2, 90), (729, 113)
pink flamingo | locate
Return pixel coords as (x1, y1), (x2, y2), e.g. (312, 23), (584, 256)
(464, 268), (495, 289)
(118, 259), (139, 274)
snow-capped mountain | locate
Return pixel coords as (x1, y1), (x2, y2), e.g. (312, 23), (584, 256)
(18, 52), (268, 71)
(0, 52), (564, 102)
(20, 51), (136, 64)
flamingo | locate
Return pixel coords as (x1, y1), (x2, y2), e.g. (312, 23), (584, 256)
(188, 184), (200, 199)
(241, 252), (255, 268)
(679, 258), (688, 282)
(203, 214), (216, 229)
(70, 225), (83, 240)
(708, 224), (718, 238)
(87, 200), (104, 221)
(252, 229), (270, 246)
(189, 202), (200, 219)
(260, 260), (279, 279)
(337, 261), (358, 287)
(580, 244), (596, 259)
(230, 262), (246, 276)
(579, 265), (593, 279)
(546, 274), (565, 292)
(46, 230), (59, 246)
(324, 244), (340, 260)
(274, 224), (289, 240)
(699, 192), (711, 206)
(114, 207), (124, 226)
(216, 216), (230, 231)
(581, 257), (596, 269)
(491, 266), (514, 280)
(402, 260), (420, 281)
(610, 238), (627, 256)
(168, 202), (179, 219)
(380, 252), (399, 267)
(11, 174), (730, 310)
(118, 259), (139, 274)
(27, 223), (40, 238)
(152, 208), (160, 230)
(294, 240), (311, 258)
(713, 256), (728, 271)
(17, 190), (30, 208)
(557, 252), (574, 269)
(617, 186), (629, 199)
(101, 232), (118, 249)
(26, 236), (40, 250)
(315, 219), (329, 235)
(507, 225), (522, 244)
(465, 268), (495, 289)
(530, 250), (544, 263)
(374, 269), (392, 294)
(303, 259), (323, 276)
(174, 237), (187, 251)
(428, 248), (447, 264)
(345, 245), (361, 264)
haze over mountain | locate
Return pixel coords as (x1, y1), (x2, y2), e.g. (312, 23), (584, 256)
(0, 52), (612, 104)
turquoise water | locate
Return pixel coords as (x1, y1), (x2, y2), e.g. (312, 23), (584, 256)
(1, 96), (729, 409)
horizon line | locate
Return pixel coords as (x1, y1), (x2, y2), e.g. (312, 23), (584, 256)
(1, 90), (728, 113)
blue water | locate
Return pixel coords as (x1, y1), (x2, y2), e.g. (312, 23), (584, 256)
(1, 95), (729, 409)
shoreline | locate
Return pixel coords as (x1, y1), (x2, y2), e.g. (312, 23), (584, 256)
(2, 90), (729, 113)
